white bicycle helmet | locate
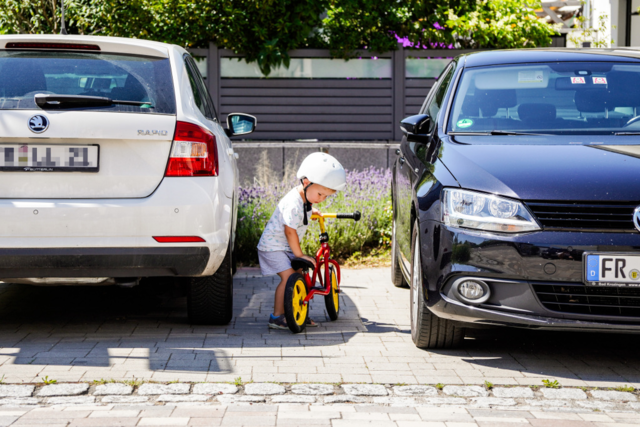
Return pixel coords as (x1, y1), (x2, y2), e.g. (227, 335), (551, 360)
(296, 152), (346, 191)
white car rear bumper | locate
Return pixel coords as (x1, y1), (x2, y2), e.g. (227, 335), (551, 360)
(0, 177), (231, 278)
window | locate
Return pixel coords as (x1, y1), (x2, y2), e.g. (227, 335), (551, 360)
(448, 62), (640, 134)
(184, 55), (217, 121)
(423, 64), (455, 133)
(0, 51), (175, 114)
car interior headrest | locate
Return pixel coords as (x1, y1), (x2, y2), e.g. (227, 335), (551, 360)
(575, 89), (608, 113)
(518, 103), (556, 121)
(0, 60), (47, 97)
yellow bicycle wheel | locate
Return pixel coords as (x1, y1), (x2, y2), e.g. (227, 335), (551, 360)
(324, 266), (339, 321)
(284, 273), (308, 333)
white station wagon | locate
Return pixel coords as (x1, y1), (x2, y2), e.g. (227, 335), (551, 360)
(0, 35), (256, 324)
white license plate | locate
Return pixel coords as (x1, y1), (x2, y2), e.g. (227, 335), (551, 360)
(585, 253), (640, 287)
(0, 144), (99, 172)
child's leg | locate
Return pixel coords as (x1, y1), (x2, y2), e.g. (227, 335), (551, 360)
(273, 268), (295, 316)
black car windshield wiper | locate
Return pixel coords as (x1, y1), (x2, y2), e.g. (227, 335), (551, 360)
(35, 94), (153, 109)
(450, 130), (550, 136)
(614, 132), (640, 135)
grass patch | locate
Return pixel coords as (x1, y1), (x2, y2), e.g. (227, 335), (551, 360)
(40, 376), (57, 385)
(435, 383), (444, 390)
(614, 385), (635, 392)
(122, 377), (144, 387)
(542, 379), (560, 389)
(484, 380), (493, 390)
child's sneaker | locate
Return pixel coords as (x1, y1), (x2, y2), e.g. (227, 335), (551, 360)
(268, 314), (288, 330)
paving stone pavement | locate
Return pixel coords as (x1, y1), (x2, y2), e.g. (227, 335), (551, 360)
(0, 267), (639, 421)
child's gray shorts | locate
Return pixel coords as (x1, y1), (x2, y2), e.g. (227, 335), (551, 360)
(258, 250), (295, 276)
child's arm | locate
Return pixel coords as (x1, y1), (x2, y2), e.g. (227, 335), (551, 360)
(285, 225), (316, 266)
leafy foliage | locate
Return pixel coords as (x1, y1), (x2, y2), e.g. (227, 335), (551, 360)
(0, 0), (557, 75)
(445, 0), (557, 49)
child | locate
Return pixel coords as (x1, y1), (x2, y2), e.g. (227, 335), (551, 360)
(257, 152), (347, 330)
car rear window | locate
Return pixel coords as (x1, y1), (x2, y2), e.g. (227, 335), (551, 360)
(0, 50), (175, 114)
(448, 62), (640, 135)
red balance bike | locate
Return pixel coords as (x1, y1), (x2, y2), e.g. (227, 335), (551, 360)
(284, 211), (361, 333)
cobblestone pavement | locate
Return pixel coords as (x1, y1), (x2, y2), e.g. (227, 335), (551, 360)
(0, 267), (639, 387)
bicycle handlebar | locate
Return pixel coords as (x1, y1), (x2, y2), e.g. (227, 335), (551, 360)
(336, 211), (361, 221)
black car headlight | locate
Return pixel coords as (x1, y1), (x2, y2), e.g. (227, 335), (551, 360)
(442, 189), (541, 233)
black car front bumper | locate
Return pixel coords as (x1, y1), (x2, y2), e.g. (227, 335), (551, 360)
(0, 247), (210, 278)
(421, 222), (640, 331)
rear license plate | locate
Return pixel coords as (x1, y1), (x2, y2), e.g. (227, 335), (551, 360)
(584, 253), (640, 287)
(0, 144), (99, 172)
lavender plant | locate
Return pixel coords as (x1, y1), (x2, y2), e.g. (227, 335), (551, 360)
(236, 167), (392, 264)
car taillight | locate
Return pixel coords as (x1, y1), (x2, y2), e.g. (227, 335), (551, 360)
(165, 121), (218, 177)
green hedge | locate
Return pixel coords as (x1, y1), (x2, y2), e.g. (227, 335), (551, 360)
(1, 0), (556, 75)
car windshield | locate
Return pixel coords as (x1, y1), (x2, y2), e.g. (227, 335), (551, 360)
(448, 62), (640, 135)
(0, 50), (175, 114)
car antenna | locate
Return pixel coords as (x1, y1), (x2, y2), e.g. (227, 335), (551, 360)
(60, 0), (68, 35)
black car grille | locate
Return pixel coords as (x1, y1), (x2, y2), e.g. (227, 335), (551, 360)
(533, 283), (640, 317)
(525, 200), (637, 232)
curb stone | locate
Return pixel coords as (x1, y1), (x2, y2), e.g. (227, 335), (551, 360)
(393, 385), (438, 396)
(93, 383), (133, 396)
(590, 390), (637, 401)
(244, 383), (285, 395)
(37, 384), (89, 397)
(342, 384), (388, 396)
(291, 384), (334, 395)
(193, 383), (238, 395)
(138, 383), (190, 395)
(0, 382), (637, 413)
(0, 385), (34, 398)
(540, 388), (588, 400)
(443, 385), (488, 397)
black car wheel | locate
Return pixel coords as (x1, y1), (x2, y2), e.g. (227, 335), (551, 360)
(187, 238), (234, 325)
(391, 208), (408, 288)
(410, 220), (464, 348)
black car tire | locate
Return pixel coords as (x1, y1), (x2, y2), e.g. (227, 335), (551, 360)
(391, 210), (408, 288)
(186, 239), (233, 325)
(410, 220), (464, 349)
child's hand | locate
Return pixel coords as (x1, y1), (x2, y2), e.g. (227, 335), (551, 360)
(311, 207), (322, 220)
(302, 255), (317, 266)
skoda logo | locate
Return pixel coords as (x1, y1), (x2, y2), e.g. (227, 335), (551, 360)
(634, 206), (640, 232)
(28, 115), (49, 133)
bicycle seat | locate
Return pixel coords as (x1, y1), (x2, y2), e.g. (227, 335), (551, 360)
(291, 257), (314, 272)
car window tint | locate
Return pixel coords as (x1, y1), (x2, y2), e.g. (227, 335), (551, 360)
(448, 62), (640, 134)
(0, 51), (175, 114)
(184, 55), (217, 121)
(425, 65), (455, 133)
(184, 55), (210, 119)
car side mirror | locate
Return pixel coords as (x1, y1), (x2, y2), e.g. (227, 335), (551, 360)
(400, 114), (431, 140)
(225, 113), (257, 137)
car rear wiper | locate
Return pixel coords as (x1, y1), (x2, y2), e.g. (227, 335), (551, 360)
(35, 94), (153, 109)
(614, 132), (640, 135)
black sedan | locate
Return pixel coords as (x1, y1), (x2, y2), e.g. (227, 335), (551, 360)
(391, 49), (640, 349)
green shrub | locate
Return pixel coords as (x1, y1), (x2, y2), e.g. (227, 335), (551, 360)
(236, 167), (391, 265)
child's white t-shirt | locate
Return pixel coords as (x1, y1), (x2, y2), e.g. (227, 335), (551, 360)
(257, 188), (309, 252)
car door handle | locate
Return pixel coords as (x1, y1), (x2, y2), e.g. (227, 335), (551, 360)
(399, 157), (405, 165)
(396, 149), (401, 155)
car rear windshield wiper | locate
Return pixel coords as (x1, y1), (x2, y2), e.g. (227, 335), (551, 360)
(614, 132), (640, 135)
(450, 130), (550, 136)
(35, 94), (153, 109)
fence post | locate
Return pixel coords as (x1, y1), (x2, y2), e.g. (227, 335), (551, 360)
(392, 43), (405, 141)
(207, 42), (220, 116)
